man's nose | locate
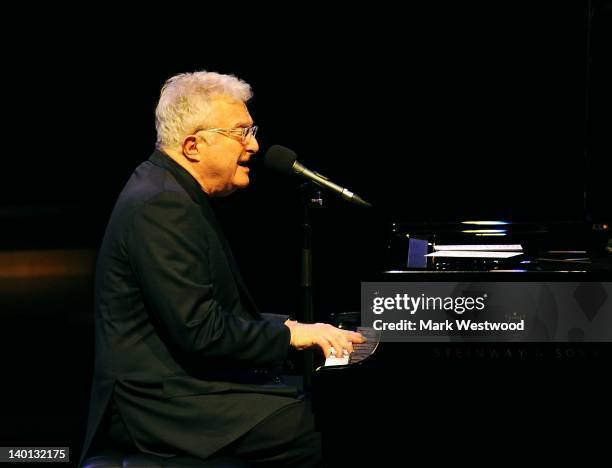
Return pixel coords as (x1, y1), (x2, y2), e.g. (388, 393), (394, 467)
(245, 135), (259, 154)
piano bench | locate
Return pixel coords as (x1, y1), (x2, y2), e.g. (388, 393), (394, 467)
(82, 449), (250, 467)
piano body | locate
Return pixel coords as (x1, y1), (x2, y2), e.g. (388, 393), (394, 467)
(313, 222), (611, 466)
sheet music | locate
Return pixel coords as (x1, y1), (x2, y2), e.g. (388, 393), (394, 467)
(426, 251), (523, 258)
(433, 244), (523, 251)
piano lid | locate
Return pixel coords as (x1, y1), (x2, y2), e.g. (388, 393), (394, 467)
(384, 221), (612, 274)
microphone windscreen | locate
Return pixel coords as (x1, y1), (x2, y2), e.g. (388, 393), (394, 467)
(264, 145), (297, 174)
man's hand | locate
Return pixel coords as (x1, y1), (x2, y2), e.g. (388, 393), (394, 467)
(284, 320), (366, 359)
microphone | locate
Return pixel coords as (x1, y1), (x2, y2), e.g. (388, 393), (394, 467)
(264, 145), (372, 208)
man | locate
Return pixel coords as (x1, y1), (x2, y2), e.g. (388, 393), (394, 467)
(81, 71), (364, 466)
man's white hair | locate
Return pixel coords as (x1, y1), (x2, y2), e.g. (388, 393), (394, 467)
(155, 71), (252, 149)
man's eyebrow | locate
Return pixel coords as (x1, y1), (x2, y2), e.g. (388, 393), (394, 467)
(233, 121), (253, 128)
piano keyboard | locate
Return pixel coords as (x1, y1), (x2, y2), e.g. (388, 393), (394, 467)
(323, 327), (380, 366)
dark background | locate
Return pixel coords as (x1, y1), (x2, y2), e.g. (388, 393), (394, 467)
(1, 0), (610, 464)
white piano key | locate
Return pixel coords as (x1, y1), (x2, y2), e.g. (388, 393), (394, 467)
(324, 356), (350, 366)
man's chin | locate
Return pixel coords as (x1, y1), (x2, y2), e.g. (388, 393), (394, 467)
(233, 175), (250, 190)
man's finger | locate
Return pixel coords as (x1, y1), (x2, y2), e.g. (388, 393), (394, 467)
(339, 337), (354, 354)
(329, 336), (347, 359)
(347, 330), (366, 343)
(316, 337), (332, 358)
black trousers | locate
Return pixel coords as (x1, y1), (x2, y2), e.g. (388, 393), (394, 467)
(108, 395), (322, 467)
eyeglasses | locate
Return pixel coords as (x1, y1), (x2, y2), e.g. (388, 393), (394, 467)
(195, 125), (258, 145)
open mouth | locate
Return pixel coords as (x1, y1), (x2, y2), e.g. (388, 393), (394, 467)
(238, 160), (250, 167)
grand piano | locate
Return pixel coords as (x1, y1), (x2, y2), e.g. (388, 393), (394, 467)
(313, 221), (611, 466)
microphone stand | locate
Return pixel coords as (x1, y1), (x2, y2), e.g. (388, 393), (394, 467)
(299, 181), (325, 394)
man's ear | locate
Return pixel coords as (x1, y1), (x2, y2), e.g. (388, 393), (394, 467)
(182, 135), (202, 162)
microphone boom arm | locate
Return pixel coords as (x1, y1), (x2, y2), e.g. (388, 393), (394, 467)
(293, 162), (372, 208)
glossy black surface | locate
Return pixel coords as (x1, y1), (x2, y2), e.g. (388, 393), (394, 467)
(313, 222), (611, 466)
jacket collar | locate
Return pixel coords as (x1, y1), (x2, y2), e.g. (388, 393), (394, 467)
(148, 149), (209, 207)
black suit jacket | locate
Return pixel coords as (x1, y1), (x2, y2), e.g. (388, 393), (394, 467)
(81, 150), (297, 464)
